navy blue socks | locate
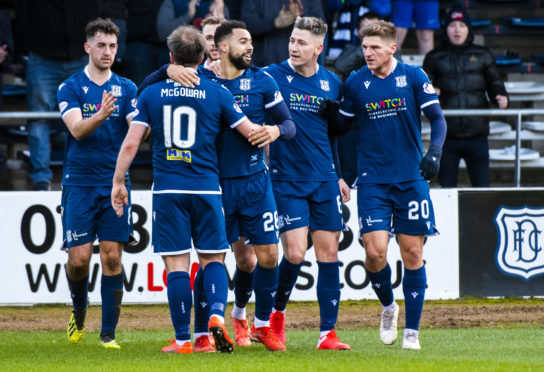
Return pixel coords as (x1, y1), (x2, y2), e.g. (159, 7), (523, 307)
(233, 267), (254, 308)
(274, 257), (302, 311)
(166, 271), (192, 341)
(253, 264), (278, 323)
(67, 275), (88, 312)
(316, 261), (340, 332)
(192, 268), (209, 335)
(403, 265), (427, 331)
(203, 261), (228, 318)
(100, 273), (124, 337)
(366, 262), (394, 307)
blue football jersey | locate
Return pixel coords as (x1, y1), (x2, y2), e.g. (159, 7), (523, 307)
(132, 72), (247, 193)
(265, 60), (342, 181)
(58, 67), (138, 186)
(340, 59), (440, 184)
(213, 67), (284, 179)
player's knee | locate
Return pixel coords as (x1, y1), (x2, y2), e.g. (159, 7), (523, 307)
(254, 244), (279, 268)
(236, 255), (257, 272)
(257, 254), (277, 269)
(364, 248), (387, 266)
(320, 244), (339, 261)
(103, 256), (122, 273)
(68, 254), (90, 271)
(401, 245), (423, 267)
(285, 250), (305, 265)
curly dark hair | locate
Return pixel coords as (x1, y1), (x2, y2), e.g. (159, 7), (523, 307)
(85, 17), (120, 40)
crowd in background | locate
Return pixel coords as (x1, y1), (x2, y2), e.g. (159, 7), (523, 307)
(0, 0), (508, 190)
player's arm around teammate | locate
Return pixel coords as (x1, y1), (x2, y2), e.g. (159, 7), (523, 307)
(113, 26), (267, 354)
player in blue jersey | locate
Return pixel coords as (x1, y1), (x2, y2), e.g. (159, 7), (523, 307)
(207, 20), (295, 352)
(136, 20), (295, 352)
(111, 25), (270, 354)
(57, 18), (138, 350)
(338, 20), (447, 350)
(264, 16), (351, 350)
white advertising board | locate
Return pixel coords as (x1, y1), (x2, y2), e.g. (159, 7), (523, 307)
(0, 189), (459, 305)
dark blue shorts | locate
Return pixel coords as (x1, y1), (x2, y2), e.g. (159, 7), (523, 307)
(272, 180), (343, 233)
(61, 185), (132, 248)
(391, 0), (440, 29)
(152, 193), (230, 255)
(357, 180), (438, 236)
(221, 170), (279, 245)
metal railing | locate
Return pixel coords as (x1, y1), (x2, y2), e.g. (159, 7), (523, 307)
(1, 109), (544, 187)
(441, 108), (544, 187)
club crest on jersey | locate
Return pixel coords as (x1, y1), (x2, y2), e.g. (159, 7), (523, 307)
(167, 148), (192, 163)
(364, 81), (370, 89)
(111, 85), (122, 97)
(320, 80), (330, 91)
(82, 86), (89, 94)
(286, 75), (294, 83)
(423, 82), (436, 94)
(495, 206), (544, 281)
(395, 75), (407, 88)
(239, 78), (251, 91)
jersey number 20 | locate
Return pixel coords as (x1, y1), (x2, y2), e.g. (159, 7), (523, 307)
(163, 105), (196, 148)
(408, 200), (429, 220)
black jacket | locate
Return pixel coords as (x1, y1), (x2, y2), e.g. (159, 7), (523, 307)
(16, 0), (98, 61)
(422, 24), (507, 139)
(240, 0), (325, 67)
(126, 0), (163, 45)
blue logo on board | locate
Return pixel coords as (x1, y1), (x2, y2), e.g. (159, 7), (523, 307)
(495, 206), (544, 281)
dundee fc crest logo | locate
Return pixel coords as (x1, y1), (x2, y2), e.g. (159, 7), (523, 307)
(495, 206), (544, 281)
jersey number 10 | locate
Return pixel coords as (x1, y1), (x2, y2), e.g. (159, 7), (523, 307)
(163, 105), (197, 149)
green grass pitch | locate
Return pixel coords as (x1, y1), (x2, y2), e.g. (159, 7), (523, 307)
(1, 328), (543, 372)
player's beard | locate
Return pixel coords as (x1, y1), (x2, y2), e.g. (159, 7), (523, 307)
(229, 51), (251, 70)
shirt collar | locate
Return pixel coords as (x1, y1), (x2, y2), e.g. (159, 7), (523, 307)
(287, 58), (319, 75)
(84, 65), (112, 82)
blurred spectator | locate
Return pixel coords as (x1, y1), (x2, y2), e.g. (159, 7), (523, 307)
(157, 0), (199, 40)
(327, 1), (369, 60)
(422, 6), (508, 187)
(225, 0), (241, 20)
(391, 0), (439, 55)
(193, 0), (228, 27)
(124, 0), (168, 85)
(98, 0), (128, 69)
(157, 0), (228, 40)
(0, 11), (12, 110)
(0, 11), (12, 172)
(240, 0), (325, 67)
(366, 0), (391, 19)
(16, 0), (98, 190)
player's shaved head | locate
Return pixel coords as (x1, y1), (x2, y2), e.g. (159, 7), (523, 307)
(293, 16), (327, 42)
(214, 20), (247, 46)
(360, 20), (397, 43)
(167, 26), (206, 66)
(85, 17), (120, 40)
